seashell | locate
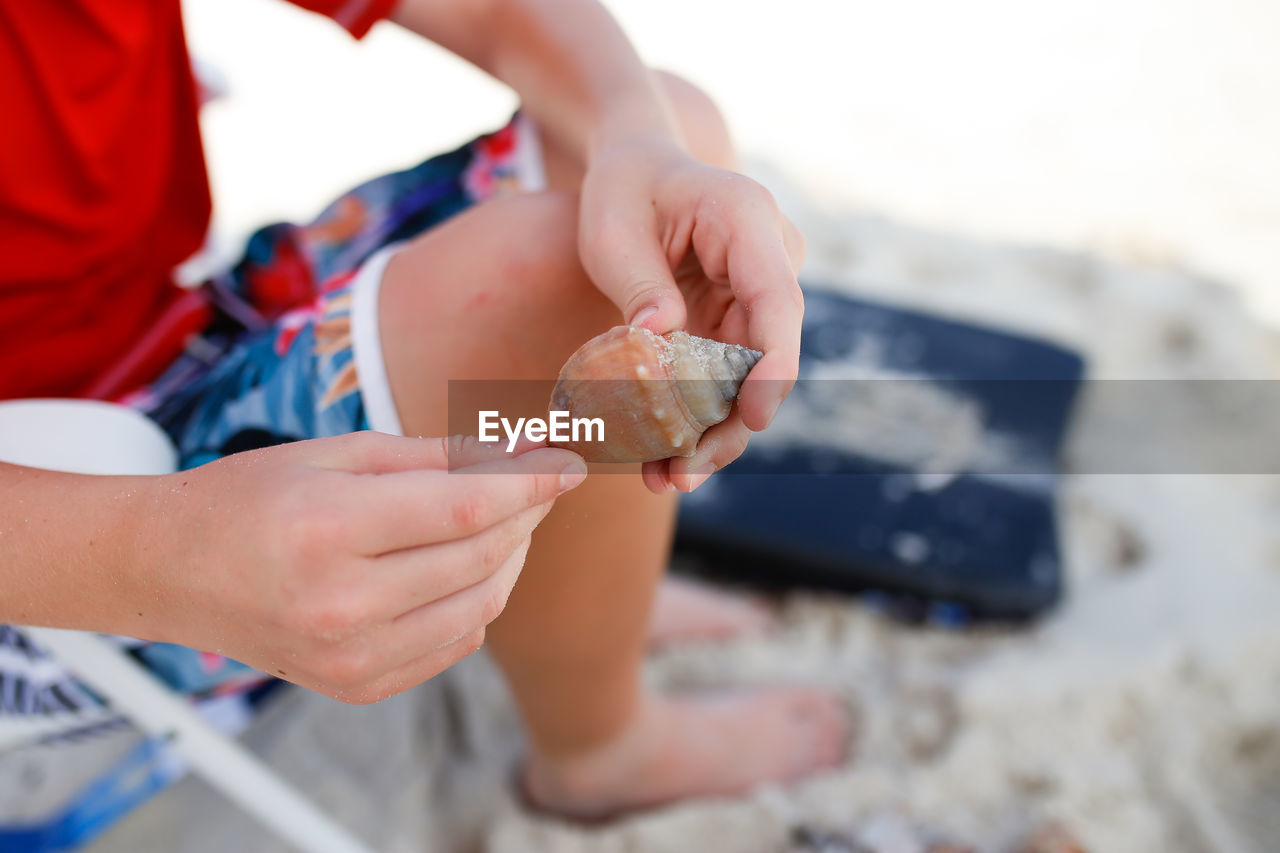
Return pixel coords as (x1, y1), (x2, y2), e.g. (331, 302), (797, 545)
(549, 326), (762, 463)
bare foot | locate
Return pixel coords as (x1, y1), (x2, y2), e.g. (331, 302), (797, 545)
(647, 575), (777, 650)
(522, 688), (850, 820)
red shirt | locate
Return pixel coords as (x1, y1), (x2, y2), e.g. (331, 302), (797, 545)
(0, 0), (394, 400)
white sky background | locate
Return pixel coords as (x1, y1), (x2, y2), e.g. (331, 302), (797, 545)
(184, 0), (1280, 325)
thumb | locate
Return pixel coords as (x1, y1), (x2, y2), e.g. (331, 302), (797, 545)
(583, 229), (687, 334)
(306, 432), (540, 474)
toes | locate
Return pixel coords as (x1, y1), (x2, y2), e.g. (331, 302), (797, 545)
(777, 689), (851, 774)
(737, 596), (780, 634)
(814, 695), (853, 767)
(701, 593), (778, 639)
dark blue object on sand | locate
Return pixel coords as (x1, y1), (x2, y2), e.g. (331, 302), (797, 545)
(675, 288), (1086, 622)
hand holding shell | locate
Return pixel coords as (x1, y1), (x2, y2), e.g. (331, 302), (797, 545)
(548, 326), (762, 463)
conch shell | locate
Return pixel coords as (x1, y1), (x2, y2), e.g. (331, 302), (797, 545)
(549, 326), (762, 463)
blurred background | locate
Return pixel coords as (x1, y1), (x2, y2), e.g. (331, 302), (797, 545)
(14, 1), (1277, 851)
(187, 0), (1280, 326)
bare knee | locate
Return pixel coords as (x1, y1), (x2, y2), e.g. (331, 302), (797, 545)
(455, 189), (620, 336)
(653, 70), (737, 170)
(378, 188), (616, 433)
(487, 190), (581, 282)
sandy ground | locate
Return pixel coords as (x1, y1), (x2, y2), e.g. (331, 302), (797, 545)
(77, 1), (1280, 850)
(88, 185), (1280, 851)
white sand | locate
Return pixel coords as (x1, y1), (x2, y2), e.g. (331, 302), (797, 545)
(84, 3), (1280, 851)
(89, 187), (1280, 853)
(480, 196), (1280, 853)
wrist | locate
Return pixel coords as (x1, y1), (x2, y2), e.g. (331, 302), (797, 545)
(57, 470), (174, 642)
(0, 466), (168, 638)
(109, 471), (176, 642)
(587, 101), (682, 159)
(584, 124), (690, 185)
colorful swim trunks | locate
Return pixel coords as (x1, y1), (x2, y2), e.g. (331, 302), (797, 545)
(1, 114), (546, 714)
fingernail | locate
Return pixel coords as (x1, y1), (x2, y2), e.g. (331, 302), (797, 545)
(630, 304), (659, 329)
(559, 460), (588, 492)
(686, 463), (717, 492)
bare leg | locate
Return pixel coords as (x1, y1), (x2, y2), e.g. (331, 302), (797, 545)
(550, 71), (783, 651)
(380, 190), (664, 757)
(375, 75), (847, 818)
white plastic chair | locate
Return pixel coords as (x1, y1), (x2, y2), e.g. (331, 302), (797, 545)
(0, 399), (373, 853)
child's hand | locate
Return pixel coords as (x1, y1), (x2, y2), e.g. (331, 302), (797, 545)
(577, 134), (806, 494)
(144, 433), (586, 703)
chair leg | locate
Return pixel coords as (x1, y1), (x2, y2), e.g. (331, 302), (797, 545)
(23, 628), (375, 853)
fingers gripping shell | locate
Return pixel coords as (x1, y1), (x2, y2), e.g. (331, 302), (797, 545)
(549, 326), (763, 463)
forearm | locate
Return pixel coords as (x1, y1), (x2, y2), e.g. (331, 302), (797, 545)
(0, 462), (158, 636)
(392, 0), (680, 160)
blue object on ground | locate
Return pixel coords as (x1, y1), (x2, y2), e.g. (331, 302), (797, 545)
(0, 736), (179, 852)
(675, 287), (1086, 621)
(0, 682), (285, 852)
